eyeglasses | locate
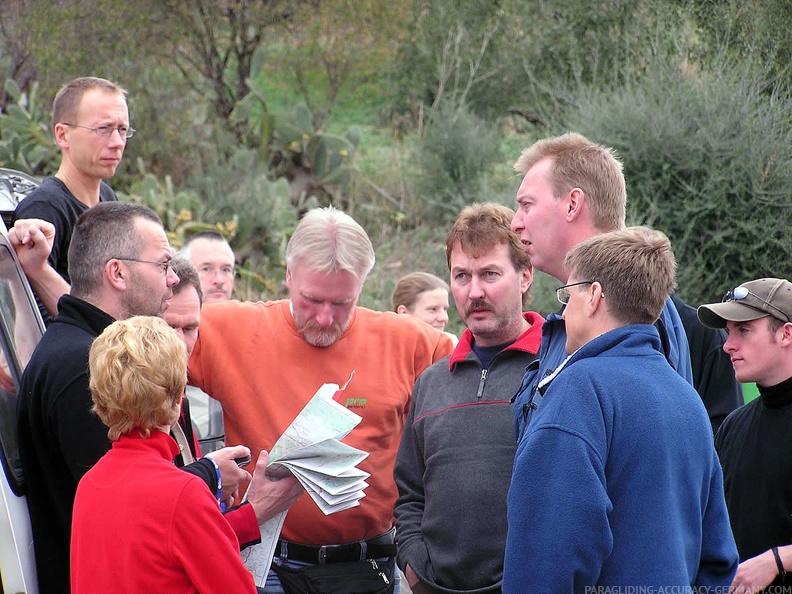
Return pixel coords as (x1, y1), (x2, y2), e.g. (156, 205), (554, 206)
(62, 123), (135, 138)
(113, 258), (172, 274)
(723, 286), (790, 322)
(556, 281), (595, 305)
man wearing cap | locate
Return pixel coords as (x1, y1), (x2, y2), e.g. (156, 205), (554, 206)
(698, 278), (792, 593)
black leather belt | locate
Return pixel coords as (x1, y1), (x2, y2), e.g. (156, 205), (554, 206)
(276, 529), (397, 564)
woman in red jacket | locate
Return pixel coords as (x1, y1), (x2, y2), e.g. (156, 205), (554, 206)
(70, 316), (256, 594)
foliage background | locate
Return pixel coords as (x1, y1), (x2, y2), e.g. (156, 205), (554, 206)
(1, 0), (791, 331)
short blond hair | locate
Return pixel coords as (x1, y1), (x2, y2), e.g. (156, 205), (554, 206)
(514, 132), (626, 231)
(89, 316), (186, 441)
(565, 226), (676, 325)
(52, 76), (127, 131)
(286, 207), (375, 281)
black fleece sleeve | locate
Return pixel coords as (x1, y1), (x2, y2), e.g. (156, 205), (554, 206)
(180, 458), (218, 495)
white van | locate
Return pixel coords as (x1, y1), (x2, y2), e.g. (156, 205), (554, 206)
(0, 169), (47, 594)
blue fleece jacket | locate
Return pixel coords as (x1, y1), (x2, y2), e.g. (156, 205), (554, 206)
(503, 325), (737, 593)
(513, 296), (692, 439)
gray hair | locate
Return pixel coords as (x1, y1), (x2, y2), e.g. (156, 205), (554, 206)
(68, 202), (162, 300)
(178, 230), (234, 264)
(285, 207), (375, 280)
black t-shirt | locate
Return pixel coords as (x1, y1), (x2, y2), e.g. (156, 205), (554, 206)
(12, 176), (117, 283)
(12, 177), (117, 323)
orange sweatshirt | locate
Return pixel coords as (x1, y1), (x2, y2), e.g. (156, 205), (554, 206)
(189, 299), (453, 545)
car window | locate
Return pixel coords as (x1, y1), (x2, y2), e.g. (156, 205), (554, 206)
(0, 168), (39, 230)
(0, 241), (44, 494)
(185, 386), (226, 453)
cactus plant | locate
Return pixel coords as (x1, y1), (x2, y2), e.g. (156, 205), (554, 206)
(265, 105), (359, 208)
(0, 80), (59, 175)
(235, 52), (360, 208)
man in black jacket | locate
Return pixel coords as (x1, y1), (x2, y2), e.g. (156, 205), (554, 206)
(15, 203), (258, 594)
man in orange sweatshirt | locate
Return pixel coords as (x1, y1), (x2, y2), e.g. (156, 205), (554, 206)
(189, 206), (454, 592)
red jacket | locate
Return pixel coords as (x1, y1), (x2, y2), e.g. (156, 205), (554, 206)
(71, 430), (256, 593)
(178, 401), (260, 547)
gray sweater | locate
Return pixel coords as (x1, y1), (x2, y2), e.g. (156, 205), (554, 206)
(394, 312), (542, 593)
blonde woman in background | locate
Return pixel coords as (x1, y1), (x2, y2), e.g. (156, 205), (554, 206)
(393, 272), (458, 345)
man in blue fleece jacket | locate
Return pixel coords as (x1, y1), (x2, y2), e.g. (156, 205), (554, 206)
(509, 133), (692, 441)
(503, 226), (738, 593)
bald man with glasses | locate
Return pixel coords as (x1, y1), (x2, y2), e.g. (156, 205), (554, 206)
(11, 76), (131, 322)
(179, 231), (237, 303)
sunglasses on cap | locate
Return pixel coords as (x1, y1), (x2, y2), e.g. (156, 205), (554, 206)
(722, 286), (790, 323)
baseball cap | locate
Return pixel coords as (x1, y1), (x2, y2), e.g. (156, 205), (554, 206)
(697, 278), (792, 329)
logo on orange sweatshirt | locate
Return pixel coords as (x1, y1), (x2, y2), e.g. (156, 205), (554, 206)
(343, 397), (367, 409)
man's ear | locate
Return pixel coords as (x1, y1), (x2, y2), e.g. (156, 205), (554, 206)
(285, 266), (293, 290)
(105, 259), (128, 291)
(566, 188), (585, 222)
(396, 304), (409, 315)
(779, 322), (792, 347)
(585, 281), (605, 317)
(520, 265), (534, 296)
(53, 123), (70, 149)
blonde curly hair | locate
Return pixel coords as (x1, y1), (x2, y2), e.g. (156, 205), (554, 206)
(89, 316), (186, 441)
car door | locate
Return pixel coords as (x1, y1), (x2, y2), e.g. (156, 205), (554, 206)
(0, 170), (44, 594)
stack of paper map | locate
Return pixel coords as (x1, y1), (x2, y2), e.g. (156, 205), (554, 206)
(241, 381), (370, 586)
(267, 382), (370, 514)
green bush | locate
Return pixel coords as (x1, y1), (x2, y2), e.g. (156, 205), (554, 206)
(389, 1), (501, 118)
(413, 105), (500, 224)
(118, 66), (214, 190)
(0, 79), (59, 175)
(563, 57), (792, 304)
(687, 0), (792, 88)
(183, 147), (298, 298)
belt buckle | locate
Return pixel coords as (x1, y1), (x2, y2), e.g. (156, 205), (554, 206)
(318, 545), (330, 565)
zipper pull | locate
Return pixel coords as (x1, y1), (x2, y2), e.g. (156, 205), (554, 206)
(476, 368), (487, 400)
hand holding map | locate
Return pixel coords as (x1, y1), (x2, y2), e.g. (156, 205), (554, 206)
(241, 379), (370, 586)
(267, 381), (370, 513)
